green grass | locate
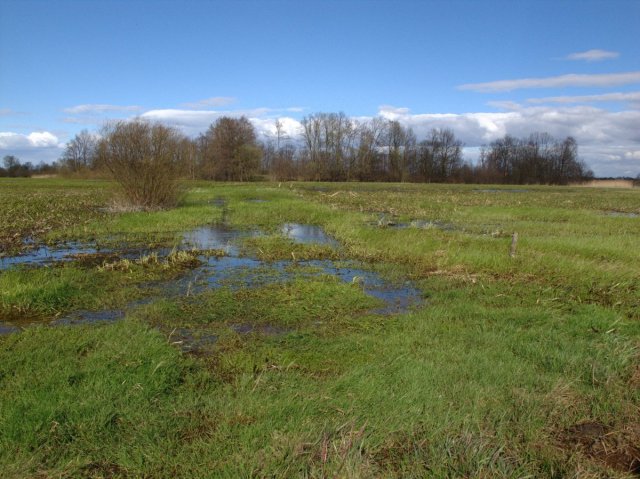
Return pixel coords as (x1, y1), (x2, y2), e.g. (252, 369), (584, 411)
(1, 178), (639, 477)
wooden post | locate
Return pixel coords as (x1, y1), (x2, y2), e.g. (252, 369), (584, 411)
(510, 232), (518, 258)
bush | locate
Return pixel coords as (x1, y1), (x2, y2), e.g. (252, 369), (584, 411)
(98, 120), (184, 209)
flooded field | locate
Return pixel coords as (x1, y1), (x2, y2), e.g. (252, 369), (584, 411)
(1, 179), (639, 478)
(0, 220), (423, 337)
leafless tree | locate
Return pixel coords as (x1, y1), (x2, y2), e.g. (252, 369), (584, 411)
(97, 120), (185, 209)
(61, 130), (98, 172)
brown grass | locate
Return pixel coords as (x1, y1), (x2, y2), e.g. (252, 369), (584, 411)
(575, 179), (635, 189)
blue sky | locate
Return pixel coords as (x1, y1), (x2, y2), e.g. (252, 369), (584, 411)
(1, 0), (639, 176)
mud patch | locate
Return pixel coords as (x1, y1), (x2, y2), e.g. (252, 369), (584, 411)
(559, 421), (640, 475)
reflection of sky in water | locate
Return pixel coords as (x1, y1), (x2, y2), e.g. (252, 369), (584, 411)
(281, 223), (340, 247)
(1, 224), (423, 335)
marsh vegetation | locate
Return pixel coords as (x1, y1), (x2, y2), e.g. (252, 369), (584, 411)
(1, 179), (639, 477)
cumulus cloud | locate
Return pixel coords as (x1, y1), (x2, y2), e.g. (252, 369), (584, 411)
(130, 103), (640, 176)
(0, 131), (62, 149)
(566, 49), (620, 62)
(64, 104), (142, 114)
(0, 131), (65, 164)
(372, 105), (640, 176)
(458, 71), (640, 92)
(139, 108), (299, 137)
(180, 97), (237, 109)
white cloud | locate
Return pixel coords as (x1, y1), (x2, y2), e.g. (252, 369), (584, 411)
(64, 104), (142, 114)
(251, 116), (304, 139)
(527, 91), (640, 105)
(140, 108), (298, 137)
(458, 71), (640, 92)
(0, 131), (62, 149)
(566, 49), (620, 62)
(0, 131), (65, 164)
(132, 103), (640, 176)
(371, 105), (640, 177)
(180, 97), (237, 109)
(378, 105), (411, 120)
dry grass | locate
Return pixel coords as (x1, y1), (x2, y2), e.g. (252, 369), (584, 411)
(576, 179), (635, 189)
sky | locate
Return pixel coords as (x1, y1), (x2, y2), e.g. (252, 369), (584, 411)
(1, 0), (639, 177)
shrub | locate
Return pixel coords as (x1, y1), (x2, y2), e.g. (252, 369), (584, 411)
(97, 120), (184, 209)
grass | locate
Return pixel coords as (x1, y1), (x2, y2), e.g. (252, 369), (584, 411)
(1, 178), (639, 477)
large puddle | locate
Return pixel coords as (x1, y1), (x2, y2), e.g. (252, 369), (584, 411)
(0, 220), (424, 338)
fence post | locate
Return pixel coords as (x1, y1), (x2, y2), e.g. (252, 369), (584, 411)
(510, 232), (518, 258)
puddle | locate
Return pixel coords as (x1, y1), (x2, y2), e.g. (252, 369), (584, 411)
(1, 223), (424, 339)
(0, 223), (253, 270)
(369, 218), (456, 232)
(304, 260), (423, 314)
(167, 328), (219, 352)
(230, 323), (289, 335)
(0, 322), (21, 334)
(51, 309), (126, 326)
(281, 223), (340, 247)
(182, 225), (260, 255)
(0, 243), (102, 269)
(604, 211), (639, 218)
(474, 188), (530, 193)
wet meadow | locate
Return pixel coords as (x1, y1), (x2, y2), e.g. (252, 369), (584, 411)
(1, 178), (639, 477)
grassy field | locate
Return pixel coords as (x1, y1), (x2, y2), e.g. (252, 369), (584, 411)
(1, 178), (639, 478)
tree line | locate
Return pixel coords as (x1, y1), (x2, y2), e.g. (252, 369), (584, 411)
(53, 113), (593, 185)
(0, 155), (58, 178)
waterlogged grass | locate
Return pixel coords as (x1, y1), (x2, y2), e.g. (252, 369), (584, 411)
(1, 179), (639, 477)
(0, 178), (110, 253)
(0, 250), (203, 321)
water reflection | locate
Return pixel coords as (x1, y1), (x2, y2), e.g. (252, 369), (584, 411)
(1, 224), (424, 337)
(281, 223), (340, 247)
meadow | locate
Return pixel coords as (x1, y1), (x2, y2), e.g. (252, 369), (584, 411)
(0, 178), (639, 478)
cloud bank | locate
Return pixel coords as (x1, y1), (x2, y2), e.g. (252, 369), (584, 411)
(0, 131), (65, 165)
(3, 100), (639, 177)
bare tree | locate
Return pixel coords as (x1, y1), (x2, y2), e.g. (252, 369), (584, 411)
(61, 130), (98, 172)
(97, 120), (185, 209)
